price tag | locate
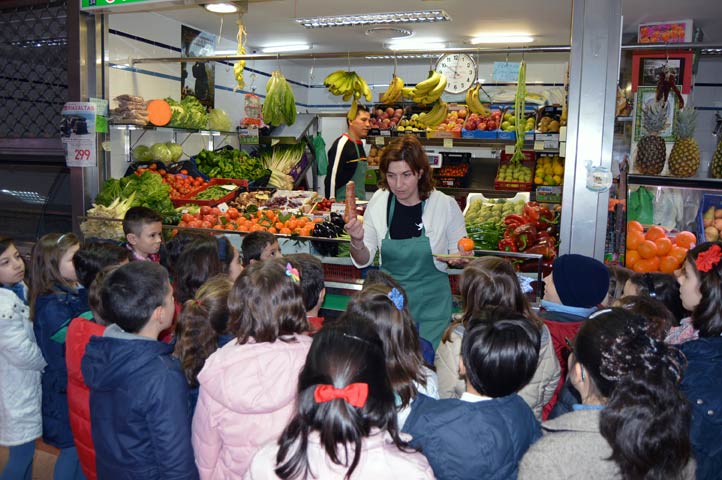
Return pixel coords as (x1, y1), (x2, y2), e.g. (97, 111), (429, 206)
(219, 184), (239, 191)
(443, 138), (454, 148)
(375, 136), (385, 146)
(238, 126), (260, 145)
(492, 62), (520, 82)
(61, 102), (97, 167)
(380, 130), (391, 137)
(64, 137), (96, 167)
(544, 139), (559, 150)
(559, 142), (566, 157)
(533, 140), (546, 151)
(504, 145), (515, 155)
(217, 202), (229, 213)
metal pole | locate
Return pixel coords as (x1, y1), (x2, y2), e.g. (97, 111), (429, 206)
(558, 0), (622, 259)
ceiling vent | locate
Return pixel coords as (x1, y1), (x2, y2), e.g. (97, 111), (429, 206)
(365, 27), (413, 40)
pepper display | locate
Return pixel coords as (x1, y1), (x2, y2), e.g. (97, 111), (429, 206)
(497, 202), (560, 258)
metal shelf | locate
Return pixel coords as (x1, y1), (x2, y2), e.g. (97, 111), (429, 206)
(628, 174), (722, 191)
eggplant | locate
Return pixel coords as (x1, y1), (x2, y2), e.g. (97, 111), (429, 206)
(311, 222), (339, 256)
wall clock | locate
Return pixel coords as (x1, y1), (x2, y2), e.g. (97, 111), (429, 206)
(435, 53), (477, 94)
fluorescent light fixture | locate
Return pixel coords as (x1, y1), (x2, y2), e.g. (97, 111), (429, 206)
(366, 54), (441, 60)
(204, 3), (238, 14)
(470, 34), (534, 44)
(386, 40), (446, 51)
(261, 44), (312, 53)
(295, 10), (451, 28)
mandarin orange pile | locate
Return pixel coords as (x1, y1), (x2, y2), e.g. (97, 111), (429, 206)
(176, 206), (321, 236)
(625, 221), (696, 273)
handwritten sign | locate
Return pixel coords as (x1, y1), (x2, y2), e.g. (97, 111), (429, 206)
(61, 102), (97, 167)
(492, 62), (520, 82)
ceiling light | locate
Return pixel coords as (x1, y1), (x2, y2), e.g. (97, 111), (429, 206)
(261, 44), (312, 53)
(386, 40), (446, 51)
(295, 10), (451, 29)
(204, 3), (239, 14)
(469, 35), (534, 44)
(366, 54), (441, 60)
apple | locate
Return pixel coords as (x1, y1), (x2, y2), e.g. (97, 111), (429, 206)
(385, 107), (395, 117)
(394, 108), (403, 117)
(451, 126), (462, 133)
(477, 122), (487, 131)
(458, 109), (467, 119)
(376, 109), (384, 117)
(464, 119), (476, 130)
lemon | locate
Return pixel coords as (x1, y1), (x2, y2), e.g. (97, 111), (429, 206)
(553, 165), (564, 175)
(534, 176), (543, 185)
(553, 174), (562, 184)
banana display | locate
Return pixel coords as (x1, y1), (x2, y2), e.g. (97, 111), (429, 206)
(416, 100), (449, 128)
(379, 74), (405, 104)
(403, 70), (447, 105)
(465, 83), (491, 116)
(262, 70), (297, 126)
(232, 18), (247, 91)
(323, 70), (373, 102)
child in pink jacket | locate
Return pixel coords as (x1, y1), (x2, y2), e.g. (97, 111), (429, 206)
(192, 259), (312, 478)
(245, 319), (434, 480)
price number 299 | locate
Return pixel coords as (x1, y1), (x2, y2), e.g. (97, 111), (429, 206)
(74, 149), (92, 161)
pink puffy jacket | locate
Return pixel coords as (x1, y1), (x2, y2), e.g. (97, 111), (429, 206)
(244, 430), (435, 480)
(192, 335), (312, 479)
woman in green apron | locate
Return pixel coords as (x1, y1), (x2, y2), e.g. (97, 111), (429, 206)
(324, 105), (371, 201)
(345, 135), (470, 349)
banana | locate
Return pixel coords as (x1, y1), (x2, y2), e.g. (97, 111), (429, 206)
(324, 70), (346, 86)
(348, 98), (358, 122)
(418, 101), (447, 127)
(425, 74), (447, 102)
(465, 85), (474, 107)
(401, 86), (415, 99)
(414, 70), (441, 94)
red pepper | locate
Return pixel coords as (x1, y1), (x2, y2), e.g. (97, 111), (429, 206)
(536, 207), (559, 230)
(524, 204), (540, 223)
(498, 238), (518, 252)
(512, 224), (538, 251)
(503, 214), (528, 228)
(526, 243), (556, 260)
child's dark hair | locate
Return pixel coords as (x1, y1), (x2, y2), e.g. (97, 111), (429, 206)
(101, 262), (170, 333)
(122, 206), (162, 236)
(685, 241), (722, 337)
(73, 240), (131, 288)
(173, 238), (225, 304)
(166, 230), (212, 275)
(227, 258), (308, 344)
(173, 275), (233, 388)
(574, 308), (690, 479)
(274, 321), (410, 480)
(29, 232), (81, 317)
(0, 236), (24, 283)
(87, 265), (123, 326)
(286, 253), (325, 312)
(462, 309), (541, 397)
(344, 284), (427, 408)
(606, 265), (634, 304)
(626, 272), (687, 322)
(614, 295), (676, 341)
(241, 231), (277, 266)
(363, 269), (408, 298)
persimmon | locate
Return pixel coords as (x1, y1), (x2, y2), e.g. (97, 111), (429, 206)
(626, 230), (645, 250)
(654, 237), (673, 256)
(674, 231), (696, 249)
(637, 240), (658, 259)
(625, 250), (641, 269)
(669, 245), (688, 265)
(659, 255), (681, 274)
(645, 225), (667, 242)
(627, 221), (644, 233)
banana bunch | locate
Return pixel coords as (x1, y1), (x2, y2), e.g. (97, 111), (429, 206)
(416, 100), (448, 128)
(323, 70), (372, 102)
(262, 70), (297, 126)
(232, 18), (247, 91)
(408, 70), (447, 104)
(465, 83), (490, 116)
(379, 74), (405, 104)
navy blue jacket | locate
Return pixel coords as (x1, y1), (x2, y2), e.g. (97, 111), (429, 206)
(679, 337), (722, 480)
(82, 326), (198, 480)
(33, 286), (89, 448)
(403, 394), (541, 480)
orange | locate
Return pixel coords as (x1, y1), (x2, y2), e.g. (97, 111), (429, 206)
(645, 225), (667, 242)
(654, 237), (673, 256)
(633, 256), (660, 273)
(626, 230), (645, 250)
(627, 220), (644, 233)
(637, 239), (658, 259)
(669, 245), (688, 265)
(458, 237), (475, 252)
(659, 255), (681, 274)
(675, 231), (697, 249)
(279, 227), (292, 235)
(625, 250), (641, 269)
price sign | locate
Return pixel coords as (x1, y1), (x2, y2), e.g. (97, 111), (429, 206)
(61, 102), (97, 167)
(492, 62), (520, 82)
(65, 137), (96, 167)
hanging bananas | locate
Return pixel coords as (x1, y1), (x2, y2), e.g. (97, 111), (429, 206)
(465, 83), (491, 116)
(379, 74), (405, 104)
(323, 70), (372, 103)
(405, 70), (447, 104)
(416, 100), (449, 128)
(262, 70), (297, 126)
(233, 16), (247, 91)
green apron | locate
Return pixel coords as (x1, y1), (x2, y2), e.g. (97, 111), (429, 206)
(334, 140), (367, 201)
(381, 196), (452, 349)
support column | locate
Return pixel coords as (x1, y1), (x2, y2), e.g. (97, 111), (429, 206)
(558, 0), (622, 259)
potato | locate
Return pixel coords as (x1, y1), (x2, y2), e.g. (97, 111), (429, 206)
(715, 208), (722, 219)
(705, 226), (719, 242)
(715, 218), (722, 231)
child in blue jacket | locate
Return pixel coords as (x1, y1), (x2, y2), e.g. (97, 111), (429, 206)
(81, 262), (198, 480)
(403, 309), (542, 480)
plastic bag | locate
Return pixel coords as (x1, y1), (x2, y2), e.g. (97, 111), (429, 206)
(313, 132), (328, 176)
(628, 186), (654, 225)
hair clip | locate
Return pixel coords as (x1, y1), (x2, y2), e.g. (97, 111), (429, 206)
(285, 262), (300, 283)
(696, 244), (722, 273)
(56, 233), (70, 245)
(314, 383), (368, 408)
(387, 287), (404, 311)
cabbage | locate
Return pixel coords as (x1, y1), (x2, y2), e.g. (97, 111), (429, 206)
(150, 143), (172, 163)
(209, 108), (232, 131)
(132, 145), (153, 162)
(166, 143), (183, 162)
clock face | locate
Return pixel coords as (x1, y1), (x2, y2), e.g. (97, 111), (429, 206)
(435, 54), (477, 94)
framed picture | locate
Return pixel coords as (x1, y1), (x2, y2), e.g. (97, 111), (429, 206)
(633, 87), (681, 142)
(638, 20), (692, 44)
(631, 51), (694, 94)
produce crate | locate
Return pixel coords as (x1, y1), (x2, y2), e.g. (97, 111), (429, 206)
(427, 130), (461, 139)
(461, 128), (497, 139)
(494, 151), (536, 192)
(497, 130), (535, 141)
(435, 152), (472, 188)
(697, 194), (722, 243)
(171, 179), (245, 208)
(392, 129), (426, 138)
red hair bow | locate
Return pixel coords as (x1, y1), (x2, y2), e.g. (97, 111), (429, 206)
(696, 244), (722, 273)
(314, 383), (369, 408)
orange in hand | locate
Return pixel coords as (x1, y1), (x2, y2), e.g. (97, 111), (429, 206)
(458, 237), (475, 252)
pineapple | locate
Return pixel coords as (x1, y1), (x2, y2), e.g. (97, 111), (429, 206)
(711, 140), (722, 178)
(668, 105), (699, 177)
(635, 101), (668, 175)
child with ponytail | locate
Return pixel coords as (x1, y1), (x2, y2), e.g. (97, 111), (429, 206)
(245, 321), (434, 479)
(673, 241), (722, 479)
(519, 308), (694, 479)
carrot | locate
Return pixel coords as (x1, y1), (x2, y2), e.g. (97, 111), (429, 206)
(147, 99), (172, 126)
(345, 181), (356, 223)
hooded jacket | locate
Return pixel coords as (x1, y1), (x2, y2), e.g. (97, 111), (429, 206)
(192, 335), (312, 479)
(81, 324), (198, 480)
(65, 316), (105, 480)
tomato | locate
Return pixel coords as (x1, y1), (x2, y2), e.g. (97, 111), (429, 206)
(200, 206), (212, 215)
(457, 237), (474, 252)
(200, 221), (212, 229)
(180, 169), (188, 175)
(227, 207), (239, 219)
(211, 207), (221, 216)
(202, 214), (217, 225)
(181, 213), (194, 223)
